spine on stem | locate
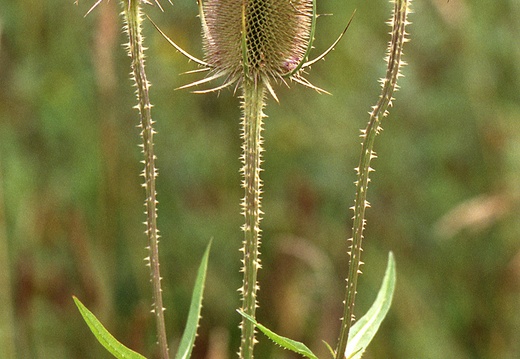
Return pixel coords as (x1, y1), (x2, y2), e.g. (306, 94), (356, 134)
(123, 1), (169, 357)
(335, 1), (411, 358)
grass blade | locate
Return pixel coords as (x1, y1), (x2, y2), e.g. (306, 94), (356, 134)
(345, 252), (396, 359)
(175, 240), (212, 359)
(73, 296), (147, 359)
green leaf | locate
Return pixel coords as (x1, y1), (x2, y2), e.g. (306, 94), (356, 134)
(238, 310), (319, 359)
(322, 340), (336, 358)
(73, 296), (147, 359)
(345, 252), (396, 359)
(175, 240), (212, 359)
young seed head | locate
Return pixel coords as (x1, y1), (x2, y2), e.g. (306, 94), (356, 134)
(200, 0), (313, 89)
(151, 0), (353, 96)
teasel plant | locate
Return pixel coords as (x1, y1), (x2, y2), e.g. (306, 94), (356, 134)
(73, 1), (211, 359)
(72, 0), (410, 358)
(150, 0), (354, 357)
(151, 0), (410, 358)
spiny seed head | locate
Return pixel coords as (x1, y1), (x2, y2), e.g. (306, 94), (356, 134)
(201, 0), (313, 85)
(152, 0), (354, 96)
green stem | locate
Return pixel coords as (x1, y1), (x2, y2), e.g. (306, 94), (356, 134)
(239, 79), (266, 359)
(0, 160), (15, 359)
(335, 1), (410, 358)
(124, 1), (169, 358)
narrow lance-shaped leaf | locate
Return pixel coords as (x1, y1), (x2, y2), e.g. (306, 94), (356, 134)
(239, 252), (395, 359)
(73, 296), (147, 359)
(345, 252), (396, 359)
(238, 310), (319, 359)
(175, 240), (212, 359)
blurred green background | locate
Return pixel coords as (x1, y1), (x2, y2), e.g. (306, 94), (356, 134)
(1, 0), (520, 358)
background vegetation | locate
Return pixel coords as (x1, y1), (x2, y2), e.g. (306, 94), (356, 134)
(1, 0), (519, 358)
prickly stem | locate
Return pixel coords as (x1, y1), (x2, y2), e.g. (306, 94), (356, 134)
(238, 78), (266, 359)
(335, 1), (411, 358)
(123, 1), (169, 357)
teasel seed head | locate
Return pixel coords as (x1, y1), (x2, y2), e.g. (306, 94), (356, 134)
(201, 0), (313, 87)
(149, 0), (354, 97)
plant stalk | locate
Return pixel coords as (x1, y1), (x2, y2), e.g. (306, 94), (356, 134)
(335, 1), (410, 358)
(124, 1), (169, 357)
(0, 160), (16, 359)
(239, 78), (266, 359)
